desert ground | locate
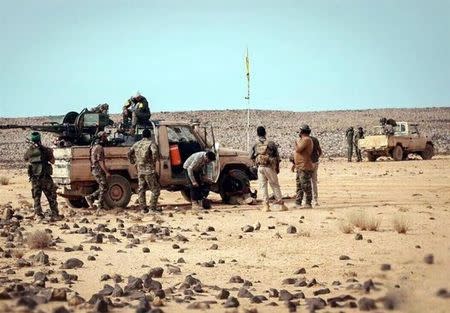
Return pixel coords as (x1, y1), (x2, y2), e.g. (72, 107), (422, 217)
(0, 156), (449, 313)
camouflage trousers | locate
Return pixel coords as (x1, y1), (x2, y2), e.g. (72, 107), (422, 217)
(31, 175), (58, 215)
(295, 169), (313, 206)
(138, 172), (161, 210)
(354, 143), (362, 162)
(88, 166), (108, 209)
(347, 142), (353, 161)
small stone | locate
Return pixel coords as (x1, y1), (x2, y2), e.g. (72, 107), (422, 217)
(294, 268), (306, 274)
(209, 244), (218, 250)
(268, 288), (279, 297)
(306, 297), (326, 311)
(424, 254), (434, 264)
(355, 233), (363, 240)
(53, 306), (70, 313)
(51, 288), (67, 301)
(142, 247), (150, 253)
(94, 298), (108, 313)
(339, 255), (350, 260)
(237, 287), (253, 298)
(381, 264), (391, 271)
(101, 274), (111, 281)
(61, 258), (84, 269)
(313, 288), (330, 296)
(149, 267), (164, 278)
(358, 297), (377, 311)
(286, 226), (297, 234)
(216, 289), (230, 300)
(111, 284), (123, 297)
(282, 278), (297, 285)
(229, 275), (244, 283)
(242, 225), (254, 233)
(436, 288), (450, 298)
(87, 256), (96, 261)
(224, 296), (239, 308)
(33, 251), (50, 266)
(279, 289), (294, 301)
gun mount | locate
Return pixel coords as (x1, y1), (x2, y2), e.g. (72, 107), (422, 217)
(0, 109), (114, 147)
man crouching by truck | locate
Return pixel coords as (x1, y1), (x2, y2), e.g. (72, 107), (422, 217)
(183, 151), (216, 210)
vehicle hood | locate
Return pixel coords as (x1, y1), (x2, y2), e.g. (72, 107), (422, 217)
(218, 147), (248, 157)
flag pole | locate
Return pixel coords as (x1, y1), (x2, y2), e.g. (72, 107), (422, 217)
(245, 48), (250, 151)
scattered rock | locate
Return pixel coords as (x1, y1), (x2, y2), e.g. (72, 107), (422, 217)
(149, 267), (164, 278)
(279, 290), (294, 301)
(339, 255), (350, 260)
(242, 225), (254, 233)
(216, 289), (230, 300)
(224, 296), (239, 308)
(381, 264), (391, 271)
(61, 258), (84, 269)
(294, 268), (306, 274)
(229, 275), (244, 283)
(286, 226), (297, 234)
(355, 233), (363, 240)
(237, 287), (254, 298)
(313, 288), (330, 296)
(424, 254), (434, 264)
(358, 297), (376, 311)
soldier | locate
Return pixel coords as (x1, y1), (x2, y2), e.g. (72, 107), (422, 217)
(127, 128), (161, 213)
(183, 151), (216, 210)
(310, 132), (323, 206)
(85, 131), (110, 212)
(122, 92), (151, 133)
(250, 126), (288, 212)
(23, 132), (59, 219)
(89, 103), (109, 114)
(345, 127), (354, 162)
(293, 125), (314, 208)
(354, 126), (365, 162)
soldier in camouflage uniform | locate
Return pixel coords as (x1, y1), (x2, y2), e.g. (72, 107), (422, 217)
(128, 128), (161, 213)
(85, 131), (110, 212)
(122, 92), (151, 133)
(345, 127), (354, 162)
(353, 126), (365, 162)
(250, 126), (288, 212)
(293, 125), (314, 208)
(23, 132), (59, 219)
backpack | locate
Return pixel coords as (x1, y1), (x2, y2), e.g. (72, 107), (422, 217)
(255, 140), (271, 166)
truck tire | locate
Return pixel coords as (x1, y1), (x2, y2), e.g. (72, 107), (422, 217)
(104, 174), (132, 208)
(219, 169), (251, 204)
(421, 143), (434, 160)
(180, 188), (191, 202)
(392, 145), (403, 161)
(366, 152), (377, 162)
(66, 197), (89, 208)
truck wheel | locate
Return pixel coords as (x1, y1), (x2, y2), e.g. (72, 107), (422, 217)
(421, 143), (434, 160)
(180, 189), (191, 202)
(366, 152), (377, 162)
(219, 169), (251, 204)
(66, 197), (89, 208)
(104, 174), (132, 208)
(392, 145), (403, 161)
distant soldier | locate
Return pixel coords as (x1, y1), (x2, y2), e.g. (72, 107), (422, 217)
(354, 126), (365, 162)
(345, 127), (354, 162)
(127, 128), (161, 213)
(310, 132), (323, 206)
(183, 151), (216, 210)
(250, 126), (288, 212)
(85, 131), (110, 212)
(380, 117), (396, 135)
(123, 92), (151, 133)
(293, 125), (314, 208)
(23, 132), (59, 219)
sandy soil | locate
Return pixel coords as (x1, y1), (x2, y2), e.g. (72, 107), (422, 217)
(0, 157), (449, 313)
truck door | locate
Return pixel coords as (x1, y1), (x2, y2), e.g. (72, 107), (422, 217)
(408, 125), (425, 151)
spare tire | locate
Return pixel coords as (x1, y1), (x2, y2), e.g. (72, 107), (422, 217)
(104, 174), (132, 208)
(219, 169), (251, 204)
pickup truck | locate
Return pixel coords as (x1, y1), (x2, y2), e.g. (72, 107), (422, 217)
(358, 122), (434, 162)
(52, 120), (256, 208)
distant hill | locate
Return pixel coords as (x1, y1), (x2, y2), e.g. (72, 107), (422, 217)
(1, 107), (449, 167)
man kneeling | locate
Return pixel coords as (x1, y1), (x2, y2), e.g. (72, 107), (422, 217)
(183, 151), (216, 210)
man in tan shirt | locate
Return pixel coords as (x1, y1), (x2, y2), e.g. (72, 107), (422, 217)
(293, 125), (314, 208)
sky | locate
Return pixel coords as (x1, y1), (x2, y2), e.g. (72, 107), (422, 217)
(0, 0), (449, 117)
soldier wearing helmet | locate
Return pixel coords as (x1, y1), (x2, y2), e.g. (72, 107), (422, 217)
(23, 132), (60, 219)
(293, 125), (314, 208)
(85, 131), (111, 213)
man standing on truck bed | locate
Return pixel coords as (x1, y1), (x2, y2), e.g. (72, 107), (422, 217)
(250, 126), (288, 212)
(122, 92), (151, 133)
(85, 131), (110, 213)
(24, 132), (60, 220)
(183, 151), (216, 210)
(127, 128), (161, 213)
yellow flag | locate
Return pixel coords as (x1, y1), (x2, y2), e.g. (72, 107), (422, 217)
(245, 48), (250, 79)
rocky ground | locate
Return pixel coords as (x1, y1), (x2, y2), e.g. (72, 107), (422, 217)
(1, 107), (449, 167)
(0, 157), (449, 313)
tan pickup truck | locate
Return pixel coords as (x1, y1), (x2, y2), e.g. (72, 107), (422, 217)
(52, 120), (256, 208)
(358, 122), (434, 162)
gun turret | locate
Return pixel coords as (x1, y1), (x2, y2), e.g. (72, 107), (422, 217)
(0, 109), (114, 147)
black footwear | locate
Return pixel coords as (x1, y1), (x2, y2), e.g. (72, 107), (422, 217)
(150, 207), (162, 213)
(35, 212), (45, 220)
